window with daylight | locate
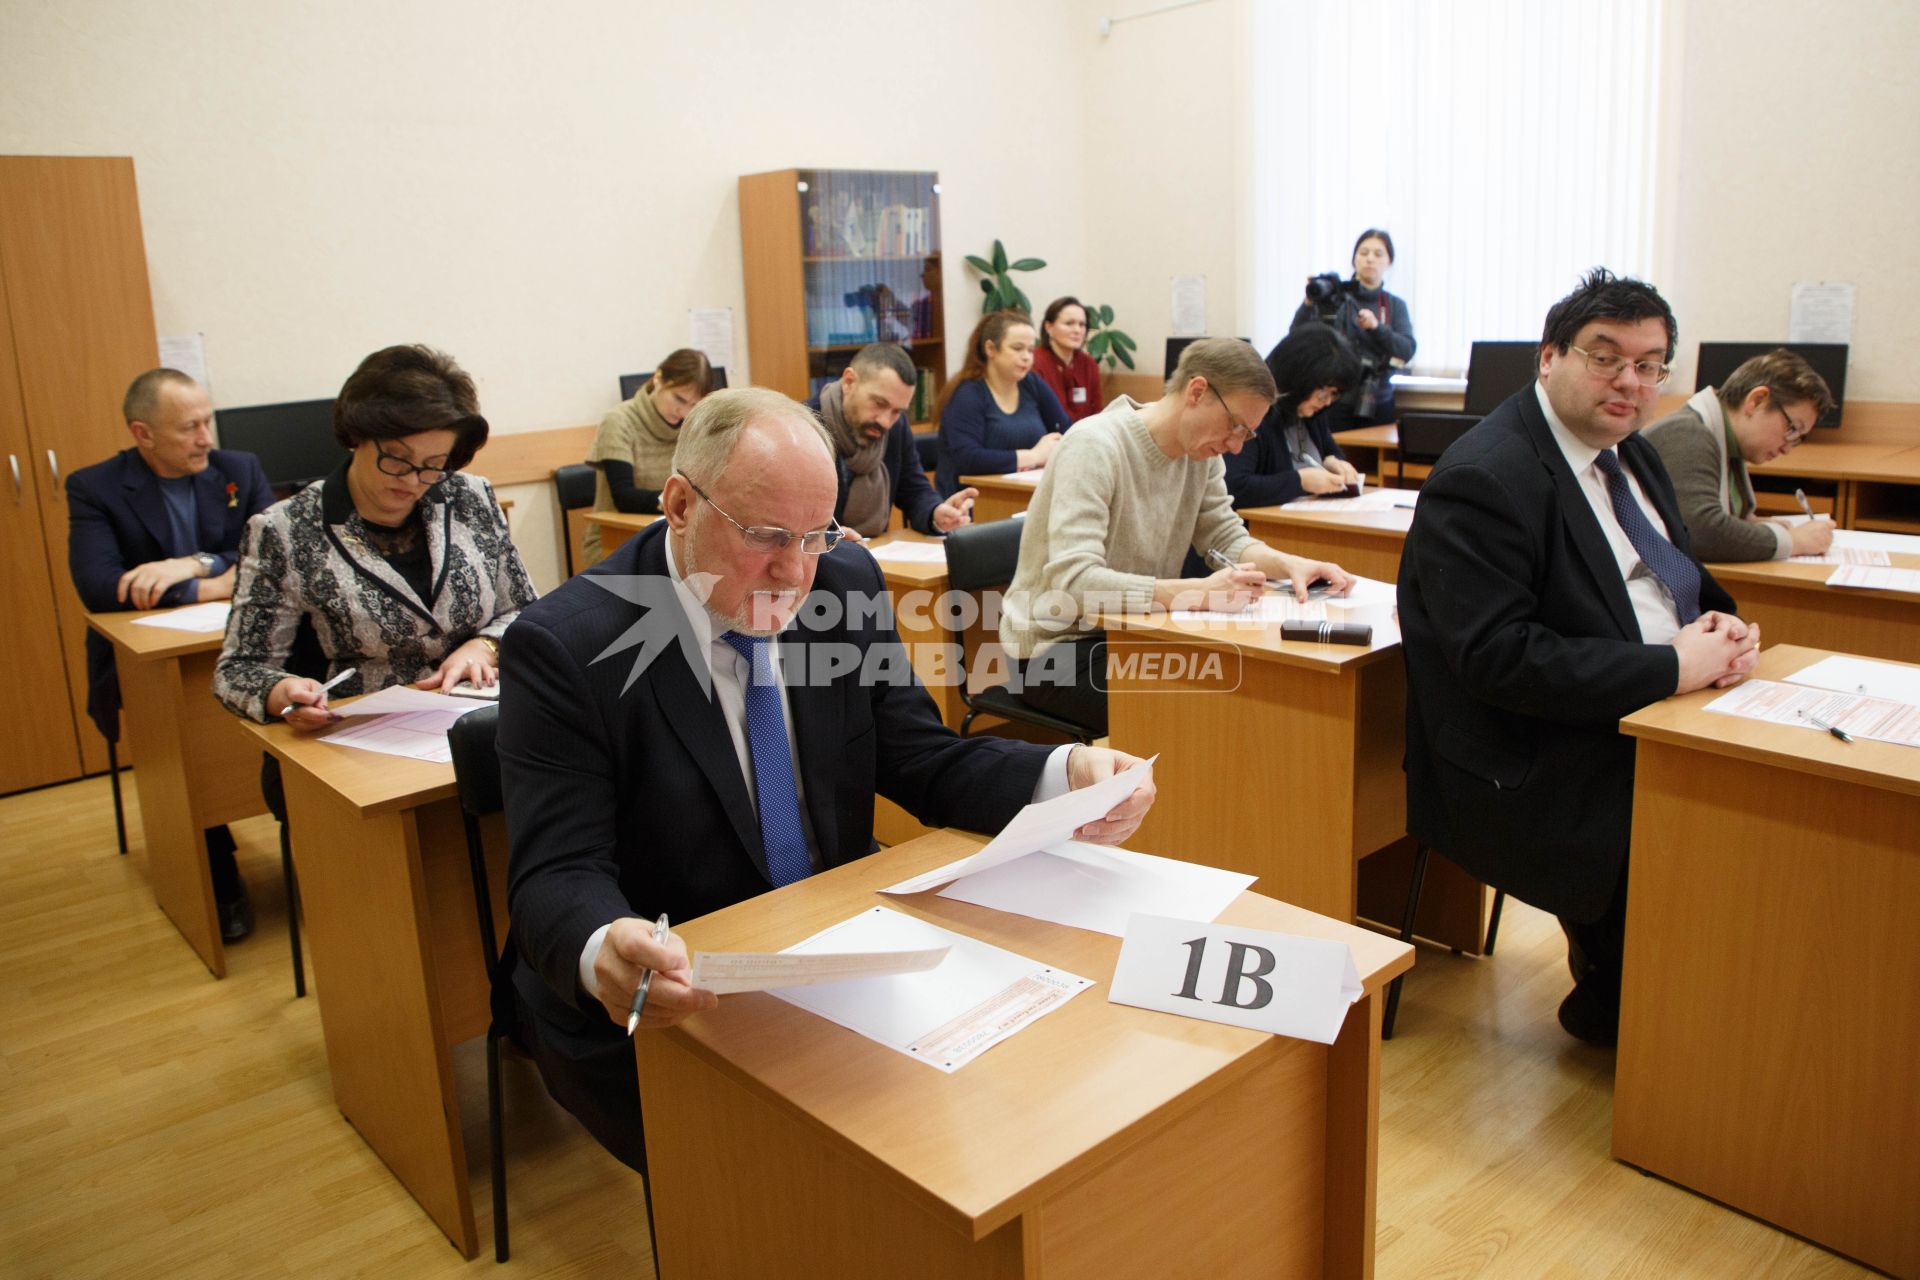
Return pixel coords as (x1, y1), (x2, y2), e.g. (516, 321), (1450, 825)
(1248, 0), (1665, 377)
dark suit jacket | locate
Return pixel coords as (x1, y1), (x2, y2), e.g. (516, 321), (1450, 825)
(1222, 406), (1348, 508)
(66, 447), (275, 738)
(498, 521), (1049, 1058)
(807, 393), (942, 536)
(1396, 386), (1736, 922)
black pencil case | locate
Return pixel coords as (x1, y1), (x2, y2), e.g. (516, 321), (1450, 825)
(1280, 620), (1372, 646)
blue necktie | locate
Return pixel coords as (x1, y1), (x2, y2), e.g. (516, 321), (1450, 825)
(1593, 449), (1702, 626)
(720, 631), (812, 887)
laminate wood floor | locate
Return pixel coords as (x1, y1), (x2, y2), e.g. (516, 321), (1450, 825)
(0, 775), (1880, 1278)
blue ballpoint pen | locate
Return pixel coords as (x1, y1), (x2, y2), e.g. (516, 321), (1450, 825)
(626, 912), (671, 1036)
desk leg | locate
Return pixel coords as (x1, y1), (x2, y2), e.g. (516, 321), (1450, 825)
(114, 649), (224, 978)
(282, 769), (479, 1258)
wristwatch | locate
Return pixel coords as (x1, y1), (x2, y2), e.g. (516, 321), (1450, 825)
(190, 553), (218, 577)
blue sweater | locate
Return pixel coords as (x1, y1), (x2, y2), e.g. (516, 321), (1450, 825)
(935, 373), (1070, 495)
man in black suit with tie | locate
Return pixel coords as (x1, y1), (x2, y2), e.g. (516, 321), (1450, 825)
(498, 386), (1155, 1170)
(1398, 270), (1760, 1046)
(67, 368), (275, 939)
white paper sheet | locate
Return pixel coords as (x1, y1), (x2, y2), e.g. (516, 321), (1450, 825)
(1789, 548), (1892, 566)
(331, 684), (489, 717)
(131, 601), (231, 632)
(1282, 488), (1418, 512)
(867, 541), (948, 565)
(1785, 656), (1920, 707)
(881, 757), (1157, 895)
(994, 470), (1044, 484)
(937, 840), (1253, 937)
(688, 307), (734, 370)
(769, 907), (1090, 1072)
(1170, 574), (1395, 625)
(691, 944), (949, 994)
(1703, 679), (1920, 748)
(318, 685), (488, 762)
(1108, 914), (1362, 1045)
(1778, 516), (1920, 557)
(1825, 564), (1920, 593)
(1790, 281), (1855, 344)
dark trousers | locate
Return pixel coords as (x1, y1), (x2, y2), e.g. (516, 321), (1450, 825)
(1558, 866), (1629, 1005)
(510, 976), (650, 1174)
(1017, 634), (1108, 738)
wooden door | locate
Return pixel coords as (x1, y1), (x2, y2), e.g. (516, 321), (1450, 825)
(0, 156), (161, 778)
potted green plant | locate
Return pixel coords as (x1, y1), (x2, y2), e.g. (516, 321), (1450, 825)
(1084, 304), (1138, 370)
(964, 240), (1045, 315)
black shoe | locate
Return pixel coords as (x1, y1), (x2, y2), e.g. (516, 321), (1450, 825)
(218, 882), (255, 942)
(1556, 980), (1618, 1047)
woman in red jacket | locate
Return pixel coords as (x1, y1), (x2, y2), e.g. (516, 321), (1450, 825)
(1031, 296), (1104, 424)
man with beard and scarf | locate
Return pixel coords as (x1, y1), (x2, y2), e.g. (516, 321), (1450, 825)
(496, 387), (1156, 1172)
(809, 342), (976, 538)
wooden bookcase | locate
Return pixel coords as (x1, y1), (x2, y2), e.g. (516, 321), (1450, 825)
(739, 169), (946, 422)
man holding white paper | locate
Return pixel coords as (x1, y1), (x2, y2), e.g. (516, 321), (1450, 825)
(497, 388), (1156, 1172)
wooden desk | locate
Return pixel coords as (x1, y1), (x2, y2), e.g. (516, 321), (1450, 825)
(1098, 609), (1486, 952)
(1239, 503), (1413, 584)
(241, 711), (505, 1259)
(638, 829), (1414, 1278)
(86, 609), (265, 978)
(959, 472), (1039, 523)
(581, 509), (660, 559)
(1702, 551), (1920, 664)
(1615, 645), (1920, 1277)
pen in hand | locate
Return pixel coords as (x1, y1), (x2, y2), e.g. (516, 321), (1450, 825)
(1794, 488), (1816, 520)
(626, 912), (671, 1036)
(282, 666), (357, 717)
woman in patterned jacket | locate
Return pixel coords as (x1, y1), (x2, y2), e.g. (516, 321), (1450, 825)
(215, 345), (537, 727)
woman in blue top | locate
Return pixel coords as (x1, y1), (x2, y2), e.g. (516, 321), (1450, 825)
(934, 309), (1070, 494)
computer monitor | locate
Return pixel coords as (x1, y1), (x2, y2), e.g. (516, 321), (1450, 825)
(1694, 342), (1847, 428)
(1164, 336), (1253, 372)
(1464, 342), (1541, 416)
(619, 365), (729, 401)
(214, 398), (345, 491)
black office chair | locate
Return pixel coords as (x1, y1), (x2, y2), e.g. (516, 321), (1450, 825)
(447, 704), (659, 1264)
(915, 431), (940, 477)
(941, 520), (1100, 743)
(553, 463), (597, 578)
(106, 735), (129, 855)
(1380, 845), (1507, 1040)
(1393, 412), (1479, 486)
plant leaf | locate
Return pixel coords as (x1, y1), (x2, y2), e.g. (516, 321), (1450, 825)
(1100, 305), (1115, 324)
(965, 254), (993, 274)
(991, 240), (1008, 272)
(1117, 345), (1135, 369)
(979, 278), (993, 294)
(1113, 331), (1137, 351)
(1088, 333), (1108, 357)
(1009, 258), (1045, 272)
(1011, 286), (1030, 315)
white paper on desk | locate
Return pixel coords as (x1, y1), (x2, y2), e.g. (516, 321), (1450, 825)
(330, 684), (490, 717)
(318, 685), (488, 763)
(771, 907), (1091, 1072)
(867, 541), (948, 565)
(1785, 656), (1920, 707)
(995, 470), (1044, 484)
(1109, 913), (1362, 1045)
(1281, 488), (1418, 512)
(691, 944), (949, 994)
(1825, 564), (1920, 593)
(1703, 679), (1920, 748)
(937, 840), (1253, 938)
(131, 601), (231, 632)
(1173, 575), (1395, 625)
(1779, 518), (1920, 557)
(1790, 548), (1891, 566)
(880, 756), (1157, 895)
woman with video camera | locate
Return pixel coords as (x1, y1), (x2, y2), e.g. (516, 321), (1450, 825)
(1289, 228), (1415, 428)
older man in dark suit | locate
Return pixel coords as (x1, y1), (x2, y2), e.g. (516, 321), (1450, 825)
(67, 368), (275, 938)
(498, 387), (1155, 1171)
(1398, 271), (1760, 1046)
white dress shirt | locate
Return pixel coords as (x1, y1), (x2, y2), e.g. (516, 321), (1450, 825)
(1534, 383), (1683, 645)
(579, 536), (1075, 997)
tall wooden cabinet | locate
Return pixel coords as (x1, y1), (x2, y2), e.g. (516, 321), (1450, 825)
(0, 157), (161, 794)
(739, 169), (947, 420)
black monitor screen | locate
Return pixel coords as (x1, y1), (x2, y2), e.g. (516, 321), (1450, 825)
(215, 399), (345, 491)
(619, 365), (728, 402)
(1464, 341), (1540, 416)
(1165, 336), (1253, 372)
(1694, 342), (1847, 428)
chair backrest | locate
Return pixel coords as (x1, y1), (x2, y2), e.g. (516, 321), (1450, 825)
(1397, 412), (1480, 466)
(448, 703), (504, 818)
(942, 516), (1023, 597)
(620, 365), (729, 402)
(915, 431), (940, 476)
(553, 463), (596, 511)
(1463, 341), (1539, 416)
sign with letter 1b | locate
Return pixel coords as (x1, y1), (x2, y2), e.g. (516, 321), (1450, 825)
(1108, 914), (1364, 1044)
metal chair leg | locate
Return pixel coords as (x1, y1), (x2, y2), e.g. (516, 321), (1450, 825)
(1483, 889), (1507, 956)
(1382, 844), (1432, 1041)
(643, 1168), (660, 1276)
(281, 821), (305, 998)
(108, 739), (128, 855)
(488, 1027), (508, 1261)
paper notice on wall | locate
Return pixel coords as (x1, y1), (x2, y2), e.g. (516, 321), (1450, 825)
(1789, 282), (1855, 344)
(689, 308), (734, 370)
(1170, 275), (1207, 337)
(159, 333), (210, 393)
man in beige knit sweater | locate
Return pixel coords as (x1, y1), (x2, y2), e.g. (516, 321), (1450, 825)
(1001, 337), (1355, 734)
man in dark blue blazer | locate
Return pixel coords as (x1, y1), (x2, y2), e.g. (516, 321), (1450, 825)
(1398, 271), (1760, 1046)
(67, 369), (275, 938)
(812, 342), (975, 538)
(498, 387), (1155, 1171)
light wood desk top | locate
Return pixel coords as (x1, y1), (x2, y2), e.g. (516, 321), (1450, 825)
(1704, 549), (1920, 602)
(241, 695), (460, 816)
(1620, 643), (1920, 795)
(1099, 603), (1401, 673)
(1868, 444), (1920, 483)
(1748, 440), (1912, 482)
(1332, 424), (1400, 450)
(647, 828), (1413, 1238)
(1240, 501), (1416, 539)
(85, 607), (227, 660)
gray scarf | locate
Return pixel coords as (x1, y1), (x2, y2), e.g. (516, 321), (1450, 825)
(819, 382), (892, 536)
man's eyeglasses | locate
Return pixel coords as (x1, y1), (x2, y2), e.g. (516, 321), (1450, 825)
(678, 471), (848, 554)
(374, 444), (451, 486)
(1208, 383), (1258, 441)
(1773, 399), (1814, 444)
(1568, 345), (1673, 387)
